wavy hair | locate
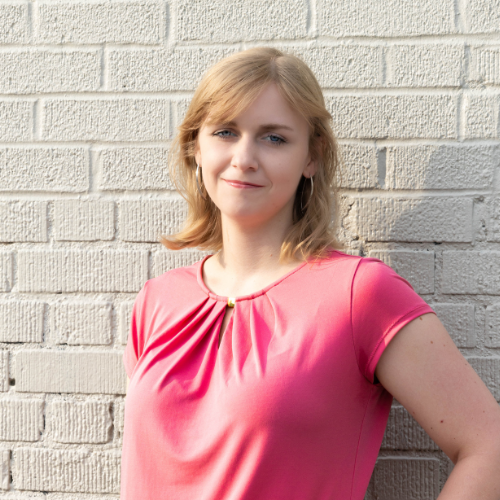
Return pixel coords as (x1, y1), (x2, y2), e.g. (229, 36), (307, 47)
(160, 47), (342, 263)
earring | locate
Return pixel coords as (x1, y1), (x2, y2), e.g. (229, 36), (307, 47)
(300, 175), (314, 213)
(196, 164), (207, 200)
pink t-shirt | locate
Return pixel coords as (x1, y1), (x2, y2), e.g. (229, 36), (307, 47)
(121, 250), (434, 500)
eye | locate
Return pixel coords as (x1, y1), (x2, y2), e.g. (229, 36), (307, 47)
(265, 134), (286, 145)
(213, 129), (235, 139)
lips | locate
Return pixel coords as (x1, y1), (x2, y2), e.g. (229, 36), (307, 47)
(222, 179), (264, 187)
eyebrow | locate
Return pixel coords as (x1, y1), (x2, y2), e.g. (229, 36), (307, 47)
(217, 121), (294, 132)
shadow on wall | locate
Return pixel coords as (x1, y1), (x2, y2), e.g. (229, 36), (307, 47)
(339, 142), (499, 500)
(341, 143), (499, 279)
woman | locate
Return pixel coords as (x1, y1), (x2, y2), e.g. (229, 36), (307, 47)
(121, 47), (500, 499)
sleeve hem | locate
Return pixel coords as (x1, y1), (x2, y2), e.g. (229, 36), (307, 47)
(365, 304), (436, 384)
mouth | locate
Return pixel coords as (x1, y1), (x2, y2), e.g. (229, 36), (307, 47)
(222, 179), (264, 188)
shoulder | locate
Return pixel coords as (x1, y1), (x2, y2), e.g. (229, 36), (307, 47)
(306, 250), (387, 279)
(136, 257), (202, 304)
(352, 256), (414, 295)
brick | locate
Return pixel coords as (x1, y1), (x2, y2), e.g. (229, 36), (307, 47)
(470, 46), (500, 85)
(319, 0), (455, 37)
(177, 0), (307, 42)
(108, 47), (238, 92)
(0, 351), (9, 392)
(152, 249), (210, 278)
(53, 200), (114, 241)
(0, 100), (33, 141)
(432, 304), (476, 348)
(0, 301), (45, 343)
(474, 196), (489, 243)
(381, 406), (438, 450)
(172, 98), (192, 131)
(0, 49), (100, 94)
(15, 351), (125, 395)
(41, 98), (170, 142)
(386, 145), (498, 190)
(345, 197), (472, 242)
(0, 449), (9, 490)
(327, 95), (457, 139)
(372, 458), (440, 500)
(119, 301), (134, 345)
(489, 197), (500, 242)
(338, 144), (379, 188)
(485, 304), (500, 347)
(369, 250), (434, 294)
(0, 3), (29, 44)
(50, 302), (112, 345)
(113, 400), (125, 439)
(465, 0), (500, 33)
(18, 250), (148, 293)
(463, 94), (499, 139)
(37, 1), (163, 44)
(442, 252), (500, 295)
(0, 147), (89, 192)
(387, 44), (463, 87)
(120, 199), (187, 242)
(13, 448), (120, 493)
(0, 252), (13, 292)
(467, 357), (500, 400)
(47, 399), (111, 444)
(280, 44), (382, 88)
(0, 399), (43, 442)
(0, 201), (47, 242)
(98, 147), (173, 191)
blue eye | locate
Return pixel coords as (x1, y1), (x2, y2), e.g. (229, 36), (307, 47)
(266, 134), (285, 145)
(214, 130), (234, 138)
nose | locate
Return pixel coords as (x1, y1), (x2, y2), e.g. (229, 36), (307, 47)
(230, 134), (258, 172)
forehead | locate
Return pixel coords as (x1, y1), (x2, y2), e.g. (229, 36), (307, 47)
(204, 83), (309, 131)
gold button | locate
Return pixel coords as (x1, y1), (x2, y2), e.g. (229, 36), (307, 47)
(227, 297), (236, 308)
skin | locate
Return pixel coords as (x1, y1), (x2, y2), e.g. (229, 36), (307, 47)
(126, 83), (500, 498)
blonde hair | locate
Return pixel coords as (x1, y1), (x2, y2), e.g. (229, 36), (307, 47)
(161, 46), (342, 263)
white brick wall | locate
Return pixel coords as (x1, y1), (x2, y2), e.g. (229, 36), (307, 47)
(0, 0), (498, 497)
(0, 301), (45, 343)
(46, 399), (112, 444)
(0, 147), (89, 192)
(53, 200), (115, 241)
(49, 302), (112, 345)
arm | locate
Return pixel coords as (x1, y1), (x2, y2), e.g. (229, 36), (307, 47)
(375, 313), (500, 499)
(126, 376), (129, 395)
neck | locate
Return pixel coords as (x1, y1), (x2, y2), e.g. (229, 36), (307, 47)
(216, 211), (300, 280)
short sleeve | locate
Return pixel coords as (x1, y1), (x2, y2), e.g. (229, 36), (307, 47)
(351, 258), (435, 384)
(123, 282), (149, 378)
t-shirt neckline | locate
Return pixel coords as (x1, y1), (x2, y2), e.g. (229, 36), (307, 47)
(196, 254), (309, 303)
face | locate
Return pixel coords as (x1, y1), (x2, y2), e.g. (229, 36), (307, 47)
(194, 83), (317, 228)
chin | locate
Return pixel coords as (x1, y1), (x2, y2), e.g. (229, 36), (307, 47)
(219, 204), (269, 221)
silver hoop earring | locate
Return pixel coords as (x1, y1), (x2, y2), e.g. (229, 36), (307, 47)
(196, 164), (207, 200)
(300, 175), (314, 213)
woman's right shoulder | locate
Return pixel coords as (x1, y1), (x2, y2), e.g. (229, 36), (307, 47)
(136, 257), (203, 303)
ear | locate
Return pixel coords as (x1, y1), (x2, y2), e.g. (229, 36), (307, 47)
(303, 132), (323, 178)
(303, 154), (318, 178)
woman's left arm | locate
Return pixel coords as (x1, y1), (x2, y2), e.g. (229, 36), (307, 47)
(375, 312), (500, 499)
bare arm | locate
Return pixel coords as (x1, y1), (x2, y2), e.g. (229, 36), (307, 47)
(375, 313), (500, 499)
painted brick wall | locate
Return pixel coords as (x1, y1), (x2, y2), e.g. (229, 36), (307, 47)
(0, 0), (499, 498)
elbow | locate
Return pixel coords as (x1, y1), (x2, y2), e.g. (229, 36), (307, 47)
(454, 437), (500, 467)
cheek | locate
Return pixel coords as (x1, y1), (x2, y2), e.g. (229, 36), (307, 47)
(269, 158), (304, 193)
(199, 148), (228, 187)
(202, 141), (230, 168)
